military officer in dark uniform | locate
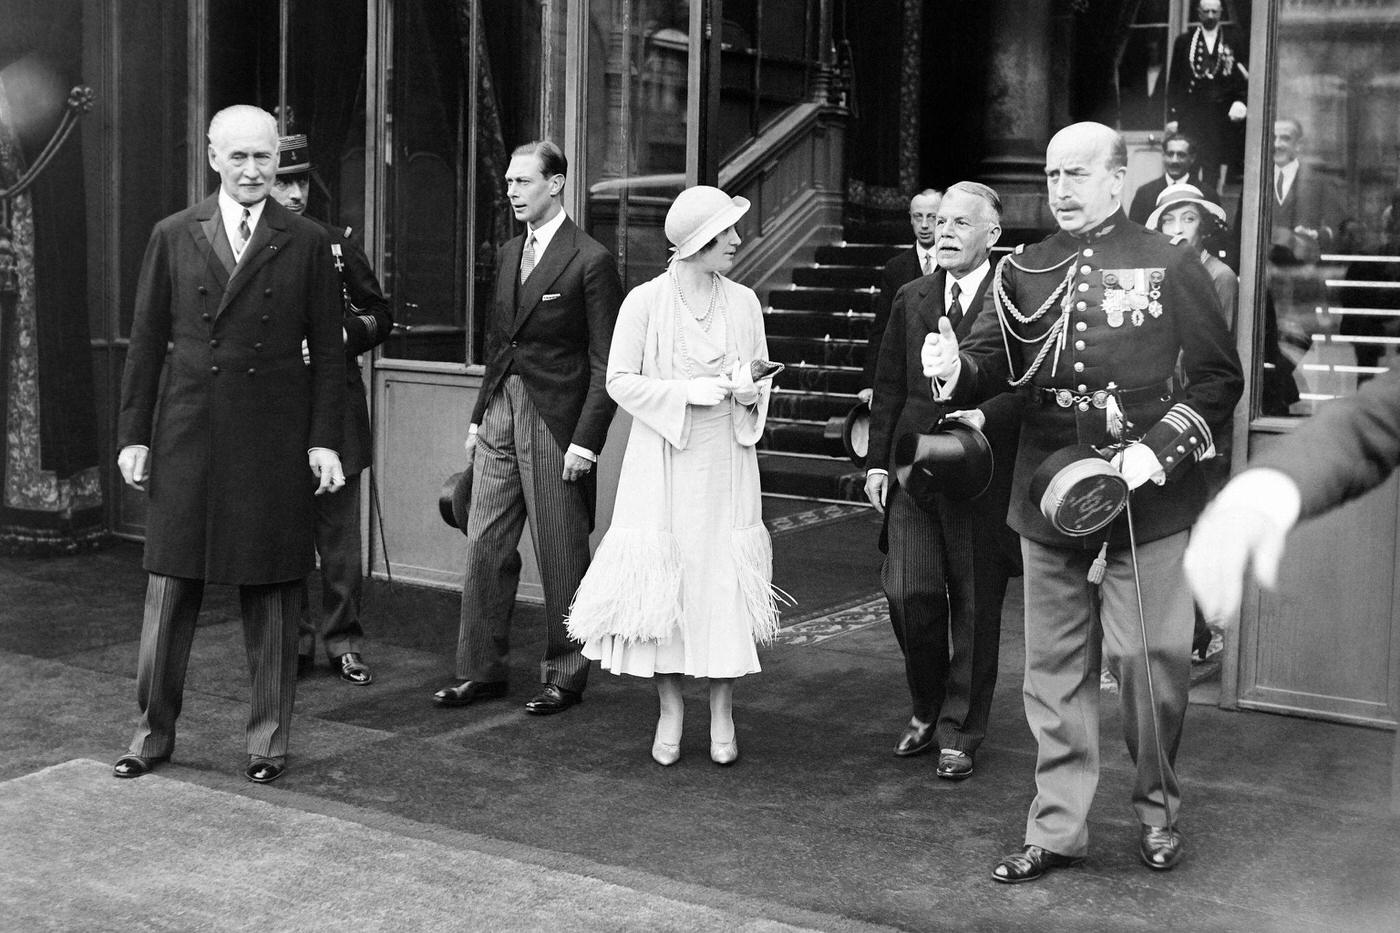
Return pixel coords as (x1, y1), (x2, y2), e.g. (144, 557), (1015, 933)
(270, 134), (393, 686)
(921, 122), (1242, 882)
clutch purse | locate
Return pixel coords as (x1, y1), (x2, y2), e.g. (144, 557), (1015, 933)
(749, 359), (785, 382)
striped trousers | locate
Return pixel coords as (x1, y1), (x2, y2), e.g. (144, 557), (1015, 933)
(129, 573), (300, 763)
(455, 375), (592, 692)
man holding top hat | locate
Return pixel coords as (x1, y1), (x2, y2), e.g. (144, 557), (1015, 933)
(269, 133), (392, 686)
(863, 181), (1022, 780)
(920, 122), (1241, 881)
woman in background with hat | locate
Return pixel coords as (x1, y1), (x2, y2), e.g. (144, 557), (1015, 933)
(1147, 181), (1237, 662)
(1147, 183), (1237, 332)
(566, 185), (783, 767)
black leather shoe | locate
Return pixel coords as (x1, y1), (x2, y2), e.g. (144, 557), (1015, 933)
(894, 722), (935, 757)
(523, 683), (582, 715)
(991, 845), (1084, 884)
(113, 754), (166, 779)
(432, 680), (508, 707)
(296, 654), (314, 679)
(936, 748), (974, 780)
(1139, 824), (1185, 871)
(245, 760), (285, 784)
(336, 652), (373, 686)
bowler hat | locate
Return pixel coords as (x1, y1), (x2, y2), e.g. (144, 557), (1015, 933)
(438, 462), (474, 533)
(892, 419), (994, 510)
(665, 185), (750, 261)
(277, 134), (313, 176)
(1028, 444), (1127, 536)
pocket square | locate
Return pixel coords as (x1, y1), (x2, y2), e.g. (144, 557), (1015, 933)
(542, 293), (562, 301)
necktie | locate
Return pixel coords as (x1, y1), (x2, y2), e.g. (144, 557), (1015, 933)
(1275, 168), (1286, 205)
(947, 281), (962, 327)
(921, 252), (933, 276)
(520, 234), (537, 284)
(237, 208), (251, 254)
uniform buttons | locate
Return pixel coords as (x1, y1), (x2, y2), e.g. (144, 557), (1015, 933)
(1077, 384), (1087, 392)
(510, 340), (518, 348)
(197, 286), (208, 295)
(201, 312), (211, 321)
(1077, 282), (1089, 292)
(210, 365), (220, 374)
(254, 342), (262, 351)
(1165, 455), (1175, 464)
(264, 288), (273, 296)
(1073, 362), (1085, 373)
(247, 367), (256, 375)
(1176, 445), (1186, 453)
(1076, 302), (1087, 311)
(209, 339), (218, 347)
(1077, 400), (1089, 412)
(1076, 321), (1087, 331)
(261, 315), (270, 322)
(1188, 435), (1198, 443)
(1082, 248), (1094, 258)
(1080, 265), (1092, 275)
(1074, 340), (1086, 351)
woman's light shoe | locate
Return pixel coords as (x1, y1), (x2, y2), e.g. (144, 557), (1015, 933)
(651, 741), (681, 766)
(710, 739), (739, 765)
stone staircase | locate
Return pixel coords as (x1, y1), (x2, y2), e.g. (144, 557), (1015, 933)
(759, 240), (905, 501)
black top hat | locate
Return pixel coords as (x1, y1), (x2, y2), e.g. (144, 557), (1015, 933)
(842, 401), (871, 469)
(1028, 444), (1128, 536)
(277, 134), (313, 176)
(892, 418), (994, 510)
(438, 462), (474, 533)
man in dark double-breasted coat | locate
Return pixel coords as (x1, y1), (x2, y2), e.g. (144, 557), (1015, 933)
(923, 123), (1242, 882)
(864, 182), (1022, 781)
(111, 105), (345, 785)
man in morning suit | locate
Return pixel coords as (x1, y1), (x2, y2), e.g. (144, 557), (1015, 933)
(864, 182), (1022, 780)
(1127, 133), (1215, 226)
(921, 123), (1242, 881)
(433, 139), (623, 715)
(860, 189), (941, 404)
(1165, 0), (1248, 193)
(270, 134), (393, 687)
(112, 105), (346, 785)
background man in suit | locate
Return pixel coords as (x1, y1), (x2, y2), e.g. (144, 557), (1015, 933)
(111, 105), (345, 785)
(1166, 0), (1248, 193)
(433, 140), (623, 715)
(270, 134), (393, 687)
(1269, 118), (1344, 260)
(864, 182), (1022, 780)
(1128, 133), (1215, 226)
(922, 123), (1241, 882)
(860, 189), (941, 404)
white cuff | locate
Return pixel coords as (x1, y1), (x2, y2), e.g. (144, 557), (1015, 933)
(567, 444), (597, 463)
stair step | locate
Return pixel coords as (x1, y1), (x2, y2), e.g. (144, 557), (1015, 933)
(763, 308), (874, 341)
(769, 388), (863, 422)
(768, 286), (878, 313)
(769, 363), (866, 396)
(767, 335), (869, 370)
(815, 242), (906, 266)
(758, 451), (868, 503)
(792, 265), (883, 289)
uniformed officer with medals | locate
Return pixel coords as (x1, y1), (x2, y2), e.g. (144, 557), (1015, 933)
(921, 122), (1242, 883)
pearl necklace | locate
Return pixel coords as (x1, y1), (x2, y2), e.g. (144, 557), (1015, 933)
(673, 267), (719, 332)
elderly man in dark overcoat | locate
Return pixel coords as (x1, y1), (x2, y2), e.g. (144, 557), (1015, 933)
(111, 104), (345, 785)
(922, 122), (1242, 881)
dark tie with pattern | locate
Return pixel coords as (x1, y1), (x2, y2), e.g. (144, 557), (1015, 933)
(921, 252), (933, 275)
(947, 280), (962, 328)
(1275, 168), (1286, 205)
(520, 234), (537, 284)
(237, 207), (251, 254)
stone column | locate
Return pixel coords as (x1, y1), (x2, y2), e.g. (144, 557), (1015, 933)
(978, 0), (1054, 231)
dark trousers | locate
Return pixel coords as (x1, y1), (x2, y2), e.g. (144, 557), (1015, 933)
(456, 375), (591, 692)
(299, 471), (364, 659)
(129, 573), (300, 763)
(882, 486), (1014, 753)
(1020, 531), (1192, 856)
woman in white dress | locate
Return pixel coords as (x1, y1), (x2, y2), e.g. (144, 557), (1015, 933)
(567, 186), (785, 767)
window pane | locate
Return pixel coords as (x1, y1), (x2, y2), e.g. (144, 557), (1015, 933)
(1259, 6), (1400, 417)
(583, 0), (691, 289)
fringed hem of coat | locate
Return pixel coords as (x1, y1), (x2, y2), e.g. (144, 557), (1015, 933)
(732, 523), (792, 646)
(565, 527), (685, 644)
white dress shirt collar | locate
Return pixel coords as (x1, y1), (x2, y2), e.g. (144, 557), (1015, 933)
(915, 243), (937, 275)
(1276, 159), (1300, 201)
(526, 206), (568, 258)
(945, 259), (991, 312)
(217, 189), (267, 261)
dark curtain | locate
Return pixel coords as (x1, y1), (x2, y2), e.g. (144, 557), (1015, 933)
(293, 0), (368, 226)
(456, 0), (513, 253)
(1070, 0), (1144, 125)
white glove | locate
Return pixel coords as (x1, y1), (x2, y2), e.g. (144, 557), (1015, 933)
(920, 317), (960, 381)
(1184, 469), (1301, 624)
(118, 445), (150, 491)
(944, 409), (986, 431)
(1228, 100), (1247, 122)
(857, 388), (873, 404)
(1110, 442), (1165, 491)
(309, 448), (346, 495)
(686, 377), (730, 407)
(727, 361), (760, 406)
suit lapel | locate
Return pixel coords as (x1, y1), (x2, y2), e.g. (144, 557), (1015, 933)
(956, 270), (993, 340)
(188, 195), (231, 292)
(913, 270), (947, 337)
(218, 200), (290, 317)
(512, 218), (579, 334)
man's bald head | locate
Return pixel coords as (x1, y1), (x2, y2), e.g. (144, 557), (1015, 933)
(1043, 122), (1128, 234)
